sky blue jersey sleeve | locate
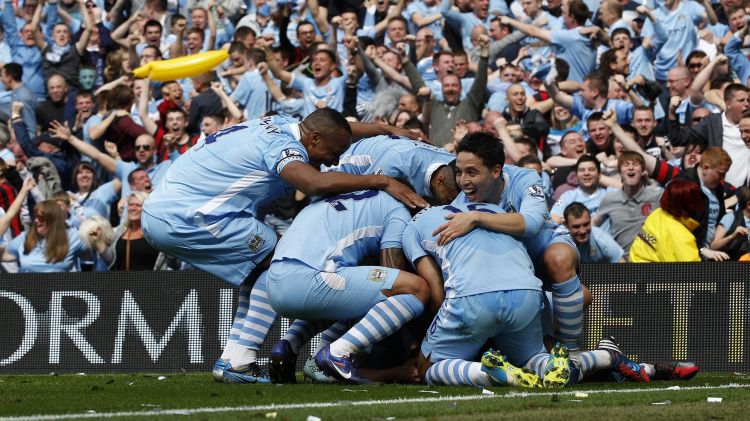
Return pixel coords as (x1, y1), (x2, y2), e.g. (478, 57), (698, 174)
(402, 220), (428, 264)
(381, 205), (411, 250)
(515, 170), (548, 237)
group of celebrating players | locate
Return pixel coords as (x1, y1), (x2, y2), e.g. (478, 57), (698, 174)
(142, 108), (698, 387)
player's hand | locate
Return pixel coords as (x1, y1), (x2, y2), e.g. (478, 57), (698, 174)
(432, 212), (479, 246)
(734, 226), (749, 238)
(384, 178), (428, 209)
(331, 16), (343, 27)
(714, 54), (728, 66)
(384, 124), (425, 141)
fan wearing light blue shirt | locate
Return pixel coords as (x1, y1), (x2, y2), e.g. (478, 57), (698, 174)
(265, 47), (347, 117)
(499, 2), (594, 82)
(230, 48), (272, 121)
(547, 72), (634, 139)
(640, 0), (713, 81)
(563, 202), (625, 263)
(3, 200), (88, 273)
(440, 0), (496, 51)
(551, 155), (614, 233)
(434, 132), (589, 354)
(141, 109), (428, 384)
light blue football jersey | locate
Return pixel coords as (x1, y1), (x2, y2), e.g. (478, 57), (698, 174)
(328, 135), (454, 197)
(271, 189), (411, 272)
(402, 203), (542, 299)
(143, 115), (307, 232)
(452, 165), (549, 237)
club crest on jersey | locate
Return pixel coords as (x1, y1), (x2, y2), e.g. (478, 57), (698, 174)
(247, 234), (266, 253)
(528, 185), (545, 199)
(368, 268), (387, 282)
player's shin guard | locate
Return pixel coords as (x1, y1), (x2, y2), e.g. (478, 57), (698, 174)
(425, 360), (491, 386)
(330, 294), (424, 357)
(235, 272), (277, 368)
(550, 275), (584, 351)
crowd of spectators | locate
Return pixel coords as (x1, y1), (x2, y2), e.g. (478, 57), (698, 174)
(0, 0), (748, 273)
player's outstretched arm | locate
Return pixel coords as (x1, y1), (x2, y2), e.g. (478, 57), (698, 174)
(349, 121), (423, 141)
(280, 161), (428, 209)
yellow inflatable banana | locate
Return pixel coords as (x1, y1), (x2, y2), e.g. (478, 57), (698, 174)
(133, 50), (229, 82)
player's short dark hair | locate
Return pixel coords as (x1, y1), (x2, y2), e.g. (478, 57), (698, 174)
(575, 154), (600, 172)
(2, 63), (22, 81)
(303, 108), (353, 137)
(455, 131), (505, 170)
(554, 58), (570, 82)
(517, 154), (542, 167)
(563, 201), (590, 221)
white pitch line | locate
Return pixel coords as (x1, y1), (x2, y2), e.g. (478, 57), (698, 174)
(2, 383), (748, 421)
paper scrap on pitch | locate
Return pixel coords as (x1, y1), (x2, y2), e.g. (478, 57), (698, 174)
(482, 389), (495, 396)
(574, 393), (589, 398)
(418, 390), (439, 394)
(707, 397), (723, 403)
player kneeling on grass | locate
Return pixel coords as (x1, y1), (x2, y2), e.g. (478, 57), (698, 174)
(265, 189), (432, 384)
(402, 133), (650, 387)
(403, 203), (572, 388)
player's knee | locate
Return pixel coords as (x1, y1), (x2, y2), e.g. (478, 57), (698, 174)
(543, 245), (578, 280)
(389, 273), (430, 304)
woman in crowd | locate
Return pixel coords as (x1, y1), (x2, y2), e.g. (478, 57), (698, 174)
(107, 191), (179, 271)
(630, 179), (727, 262)
(1, 195), (97, 272)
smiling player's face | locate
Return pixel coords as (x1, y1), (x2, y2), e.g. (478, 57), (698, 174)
(454, 151), (502, 203)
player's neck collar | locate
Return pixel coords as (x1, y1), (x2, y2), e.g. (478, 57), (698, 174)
(289, 123), (302, 141)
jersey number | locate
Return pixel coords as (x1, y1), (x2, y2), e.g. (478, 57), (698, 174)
(204, 125), (247, 145)
(325, 190), (379, 212)
(443, 203), (497, 214)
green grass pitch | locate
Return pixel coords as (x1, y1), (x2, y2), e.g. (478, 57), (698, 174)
(1, 372), (749, 420)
